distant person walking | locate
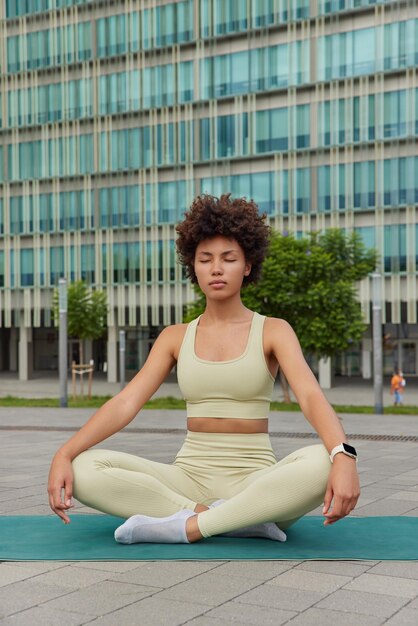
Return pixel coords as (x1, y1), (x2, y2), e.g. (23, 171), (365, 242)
(390, 367), (405, 406)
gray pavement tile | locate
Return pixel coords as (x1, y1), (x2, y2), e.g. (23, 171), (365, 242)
(2, 562), (73, 570)
(0, 487), (35, 502)
(209, 561), (296, 580)
(3, 407), (418, 625)
(233, 585), (326, 612)
(266, 569), (351, 593)
(108, 561), (223, 589)
(402, 507), (418, 516)
(281, 607), (385, 625)
(80, 597), (208, 625)
(203, 601), (297, 624)
(0, 563), (68, 580)
(0, 606), (95, 625)
(28, 566), (112, 589)
(368, 561), (418, 579)
(0, 564), (62, 587)
(353, 499), (418, 516)
(409, 596), (418, 609)
(70, 561), (149, 573)
(316, 589), (409, 618)
(388, 490), (418, 501)
(384, 608), (418, 625)
(295, 561), (377, 576)
(181, 618), (244, 626)
(386, 476), (418, 486)
(343, 573), (418, 598)
(1, 496), (57, 513)
(2, 506), (53, 515)
(358, 486), (407, 499)
(395, 469), (418, 478)
(0, 579), (70, 619)
(40, 580), (158, 616)
(157, 572), (260, 606)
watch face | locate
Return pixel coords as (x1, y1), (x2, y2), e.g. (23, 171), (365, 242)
(343, 443), (357, 456)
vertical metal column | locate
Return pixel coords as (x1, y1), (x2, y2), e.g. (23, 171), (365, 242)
(371, 272), (383, 414)
(58, 278), (68, 408)
(119, 330), (126, 390)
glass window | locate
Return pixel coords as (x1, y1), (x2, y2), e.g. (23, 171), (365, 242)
(385, 157), (418, 206)
(384, 224), (406, 273)
(383, 90), (406, 138)
(317, 166), (331, 212)
(178, 61), (194, 103)
(354, 161), (375, 208)
(296, 104), (310, 148)
(295, 168), (310, 213)
(217, 115), (235, 158)
(0, 250), (4, 287)
(251, 172), (274, 215)
(158, 180), (186, 223)
(199, 118), (211, 161)
(112, 242), (141, 284)
(96, 14), (127, 58)
(354, 27), (375, 75)
(355, 226), (376, 251)
(269, 44), (289, 88)
(21, 249), (34, 286)
(256, 108), (288, 153)
(50, 246), (64, 285)
(80, 245), (95, 284)
(10, 197), (23, 234)
(39, 194), (54, 232)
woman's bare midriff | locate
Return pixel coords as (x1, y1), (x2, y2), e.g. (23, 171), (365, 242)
(187, 417), (268, 434)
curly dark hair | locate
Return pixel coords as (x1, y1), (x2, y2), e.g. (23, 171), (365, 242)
(175, 194), (271, 286)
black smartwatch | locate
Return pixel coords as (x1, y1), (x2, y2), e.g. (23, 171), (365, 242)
(330, 443), (357, 463)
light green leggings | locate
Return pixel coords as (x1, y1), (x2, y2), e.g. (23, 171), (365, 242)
(72, 432), (331, 538)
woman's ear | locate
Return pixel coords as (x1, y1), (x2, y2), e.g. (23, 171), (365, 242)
(244, 263), (252, 276)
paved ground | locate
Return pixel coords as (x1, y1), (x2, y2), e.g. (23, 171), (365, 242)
(1, 380), (418, 624)
(1, 370), (418, 407)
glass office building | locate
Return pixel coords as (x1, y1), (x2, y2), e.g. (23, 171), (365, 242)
(0, 0), (417, 381)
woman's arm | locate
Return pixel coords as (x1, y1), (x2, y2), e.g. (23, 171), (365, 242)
(266, 318), (360, 525)
(48, 324), (182, 522)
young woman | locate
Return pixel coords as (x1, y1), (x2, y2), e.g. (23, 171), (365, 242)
(48, 194), (360, 544)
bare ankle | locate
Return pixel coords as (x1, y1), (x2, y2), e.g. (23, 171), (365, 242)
(186, 515), (204, 543)
(194, 503), (209, 513)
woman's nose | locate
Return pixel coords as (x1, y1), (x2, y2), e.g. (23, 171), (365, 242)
(211, 262), (223, 275)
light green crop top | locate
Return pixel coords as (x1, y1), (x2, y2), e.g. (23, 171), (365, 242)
(177, 312), (275, 419)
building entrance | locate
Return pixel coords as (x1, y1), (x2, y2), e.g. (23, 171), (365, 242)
(399, 341), (417, 375)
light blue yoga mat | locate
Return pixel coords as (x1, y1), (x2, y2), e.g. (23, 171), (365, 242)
(0, 515), (417, 561)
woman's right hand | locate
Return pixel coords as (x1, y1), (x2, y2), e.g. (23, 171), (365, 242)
(47, 451), (74, 524)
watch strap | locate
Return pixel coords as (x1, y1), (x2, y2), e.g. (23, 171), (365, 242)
(330, 443), (357, 463)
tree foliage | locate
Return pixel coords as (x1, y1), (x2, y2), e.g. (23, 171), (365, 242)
(53, 281), (108, 363)
(184, 229), (377, 359)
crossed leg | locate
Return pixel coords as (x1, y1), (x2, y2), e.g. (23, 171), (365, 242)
(194, 444), (331, 539)
(72, 449), (204, 518)
(72, 444), (330, 543)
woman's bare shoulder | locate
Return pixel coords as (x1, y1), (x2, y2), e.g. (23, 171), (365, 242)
(263, 316), (295, 335)
(157, 322), (189, 358)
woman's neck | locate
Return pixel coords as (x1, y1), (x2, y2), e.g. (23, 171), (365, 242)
(202, 299), (252, 324)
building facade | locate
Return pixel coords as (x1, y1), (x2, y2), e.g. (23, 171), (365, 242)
(0, 0), (417, 382)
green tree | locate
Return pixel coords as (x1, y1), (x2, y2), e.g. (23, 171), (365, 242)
(53, 281), (108, 365)
(243, 229), (377, 358)
(184, 229), (377, 396)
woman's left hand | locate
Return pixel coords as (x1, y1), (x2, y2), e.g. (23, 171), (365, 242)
(322, 455), (360, 525)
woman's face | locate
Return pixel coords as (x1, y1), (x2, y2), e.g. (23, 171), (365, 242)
(194, 235), (251, 298)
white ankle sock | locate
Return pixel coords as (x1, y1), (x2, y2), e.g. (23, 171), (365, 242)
(114, 509), (195, 544)
(210, 499), (287, 542)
